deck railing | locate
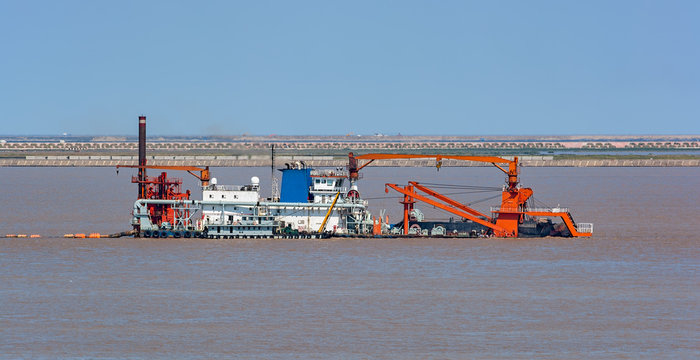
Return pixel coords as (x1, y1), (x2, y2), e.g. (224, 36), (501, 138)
(526, 207), (569, 213)
(576, 223), (594, 233)
(490, 207), (570, 213)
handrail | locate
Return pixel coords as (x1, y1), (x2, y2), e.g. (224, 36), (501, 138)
(576, 223), (594, 233)
(205, 184), (256, 191)
(491, 207), (570, 213)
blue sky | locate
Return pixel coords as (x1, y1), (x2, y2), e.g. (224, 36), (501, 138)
(1, 1), (698, 136)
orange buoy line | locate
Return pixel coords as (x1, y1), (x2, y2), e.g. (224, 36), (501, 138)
(6, 231), (130, 239)
(66, 233), (104, 238)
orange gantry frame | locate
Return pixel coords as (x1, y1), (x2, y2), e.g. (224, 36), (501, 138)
(116, 165), (209, 231)
(116, 165), (211, 189)
(349, 152), (590, 238)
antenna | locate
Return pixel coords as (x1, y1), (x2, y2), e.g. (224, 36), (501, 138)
(271, 144), (279, 200)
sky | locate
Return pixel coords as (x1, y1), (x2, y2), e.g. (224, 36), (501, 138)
(1, 0), (698, 136)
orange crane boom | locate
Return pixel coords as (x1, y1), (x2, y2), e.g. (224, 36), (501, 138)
(409, 181), (493, 222)
(349, 152), (520, 190)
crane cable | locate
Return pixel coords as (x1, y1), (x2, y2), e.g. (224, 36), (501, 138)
(362, 189), (499, 201)
(413, 182), (501, 191)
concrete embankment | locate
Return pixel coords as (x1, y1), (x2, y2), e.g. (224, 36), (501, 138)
(1, 156), (698, 167)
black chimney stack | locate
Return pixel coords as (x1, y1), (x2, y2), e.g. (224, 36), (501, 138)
(138, 115), (147, 199)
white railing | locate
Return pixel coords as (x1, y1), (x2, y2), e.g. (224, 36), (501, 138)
(206, 184), (259, 192)
(490, 207), (569, 213)
(211, 184), (242, 191)
(527, 207), (569, 213)
(576, 223), (594, 233)
(310, 169), (348, 177)
(311, 187), (348, 194)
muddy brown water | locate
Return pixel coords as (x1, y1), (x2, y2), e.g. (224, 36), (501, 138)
(1, 167), (698, 358)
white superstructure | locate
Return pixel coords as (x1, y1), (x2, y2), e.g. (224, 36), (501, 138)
(200, 166), (373, 235)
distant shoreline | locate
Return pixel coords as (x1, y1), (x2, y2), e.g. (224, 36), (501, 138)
(1, 156), (698, 168)
(2, 134), (699, 141)
(2, 136), (698, 167)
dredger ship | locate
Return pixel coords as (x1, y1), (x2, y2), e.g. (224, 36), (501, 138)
(118, 116), (593, 239)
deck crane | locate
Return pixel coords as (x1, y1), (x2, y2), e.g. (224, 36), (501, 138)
(347, 153), (592, 238)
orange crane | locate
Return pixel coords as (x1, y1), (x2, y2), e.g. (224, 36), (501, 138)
(348, 153), (592, 237)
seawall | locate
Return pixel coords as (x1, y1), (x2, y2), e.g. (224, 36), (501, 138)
(1, 156), (698, 167)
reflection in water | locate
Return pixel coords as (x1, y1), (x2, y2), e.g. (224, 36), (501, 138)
(1, 167), (698, 358)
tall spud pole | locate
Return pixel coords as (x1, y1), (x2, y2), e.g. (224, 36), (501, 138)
(138, 115), (147, 199)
